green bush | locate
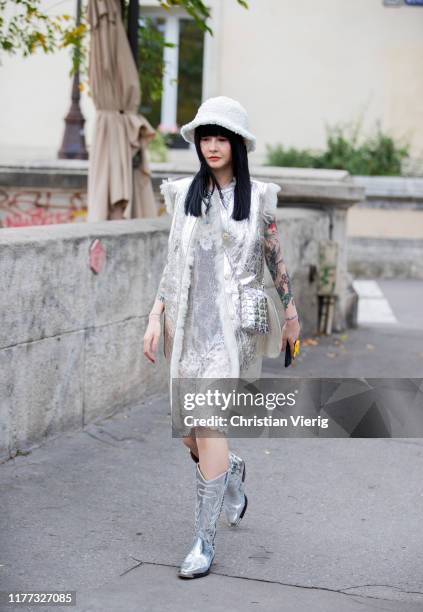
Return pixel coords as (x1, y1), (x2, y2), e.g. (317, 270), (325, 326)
(265, 119), (410, 176)
(265, 145), (316, 168)
(147, 130), (169, 163)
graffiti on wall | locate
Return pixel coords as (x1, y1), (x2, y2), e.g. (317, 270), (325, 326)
(0, 188), (88, 228)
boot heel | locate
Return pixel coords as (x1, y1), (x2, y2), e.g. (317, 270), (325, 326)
(239, 494), (248, 521)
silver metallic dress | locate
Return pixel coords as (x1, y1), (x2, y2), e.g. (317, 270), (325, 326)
(175, 179), (263, 435)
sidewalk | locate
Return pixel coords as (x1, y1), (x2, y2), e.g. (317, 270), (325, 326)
(1, 279), (422, 612)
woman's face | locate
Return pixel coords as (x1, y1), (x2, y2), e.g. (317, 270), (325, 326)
(200, 134), (232, 171)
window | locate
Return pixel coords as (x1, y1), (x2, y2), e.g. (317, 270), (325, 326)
(177, 19), (204, 127)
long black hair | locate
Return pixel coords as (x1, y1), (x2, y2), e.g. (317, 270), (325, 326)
(184, 123), (252, 221)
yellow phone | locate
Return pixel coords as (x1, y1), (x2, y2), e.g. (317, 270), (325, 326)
(293, 339), (300, 358)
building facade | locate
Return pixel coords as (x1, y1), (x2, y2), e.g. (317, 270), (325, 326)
(0, 0), (422, 165)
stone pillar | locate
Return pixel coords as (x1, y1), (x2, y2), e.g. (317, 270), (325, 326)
(331, 205), (358, 331)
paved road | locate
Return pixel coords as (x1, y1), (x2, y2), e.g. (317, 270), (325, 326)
(264, 278), (423, 379)
(0, 279), (422, 612)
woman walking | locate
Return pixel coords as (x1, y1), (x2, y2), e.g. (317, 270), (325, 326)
(143, 96), (300, 579)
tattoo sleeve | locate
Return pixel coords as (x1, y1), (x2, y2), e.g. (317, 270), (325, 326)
(263, 216), (295, 311)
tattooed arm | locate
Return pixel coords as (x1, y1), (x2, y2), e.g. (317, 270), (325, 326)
(264, 215), (300, 351)
(263, 216), (298, 318)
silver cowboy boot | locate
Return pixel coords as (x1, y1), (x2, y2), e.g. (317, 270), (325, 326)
(189, 449), (248, 527)
(178, 463), (229, 579)
(224, 451), (248, 526)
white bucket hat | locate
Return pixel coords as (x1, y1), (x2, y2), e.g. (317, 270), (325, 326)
(180, 96), (256, 153)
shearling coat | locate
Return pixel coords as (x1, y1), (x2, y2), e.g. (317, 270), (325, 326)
(155, 175), (283, 381)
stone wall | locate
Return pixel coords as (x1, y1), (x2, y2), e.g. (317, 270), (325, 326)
(0, 219), (169, 461)
(348, 176), (423, 279)
(0, 207), (336, 461)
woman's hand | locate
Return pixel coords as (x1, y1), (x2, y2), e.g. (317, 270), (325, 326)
(143, 316), (162, 363)
(280, 318), (301, 355)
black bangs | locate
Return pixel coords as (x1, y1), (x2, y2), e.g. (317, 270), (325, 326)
(195, 123), (234, 139)
(183, 123), (252, 222)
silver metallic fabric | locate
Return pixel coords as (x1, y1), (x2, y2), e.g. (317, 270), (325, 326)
(178, 464), (229, 579)
(224, 451), (248, 527)
(188, 449), (248, 527)
(155, 176), (282, 433)
(239, 285), (269, 334)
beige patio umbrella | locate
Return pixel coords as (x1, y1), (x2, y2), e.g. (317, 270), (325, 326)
(87, 0), (157, 221)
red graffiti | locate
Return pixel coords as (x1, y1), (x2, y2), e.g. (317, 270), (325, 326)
(3, 208), (72, 227)
(0, 188), (87, 228)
